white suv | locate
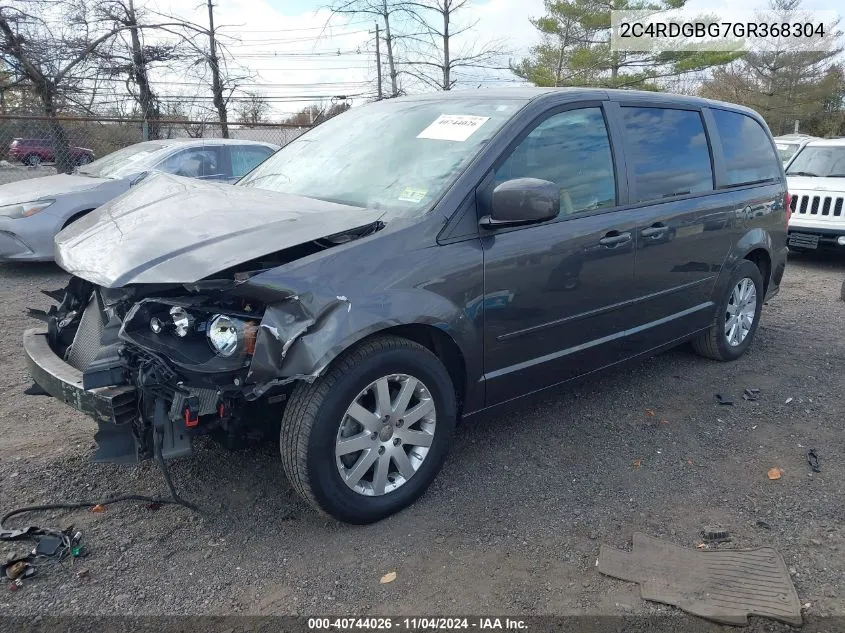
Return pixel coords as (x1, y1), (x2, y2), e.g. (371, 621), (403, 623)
(786, 138), (845, 251)
(775, 133), (819, 165)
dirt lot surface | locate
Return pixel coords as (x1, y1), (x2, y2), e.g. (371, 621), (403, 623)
(1, 254), (843, 628)
(0, 163), (58, 186)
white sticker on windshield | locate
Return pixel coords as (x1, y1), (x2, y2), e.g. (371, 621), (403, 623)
(776, 144), (789, 150)
(417, 115), (490, 142)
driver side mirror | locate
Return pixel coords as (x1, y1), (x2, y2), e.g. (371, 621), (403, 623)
(479, 178), (560, 229)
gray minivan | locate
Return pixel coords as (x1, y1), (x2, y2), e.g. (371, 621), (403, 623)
(25, 88), (788, 523)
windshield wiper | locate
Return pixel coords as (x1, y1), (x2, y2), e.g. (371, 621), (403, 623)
(825, 174), (845, 178)
(787, 171), (820, 177)
(240, 173), (290, 187)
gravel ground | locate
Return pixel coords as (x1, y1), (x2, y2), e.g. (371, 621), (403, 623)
(0, 254), (844, 627)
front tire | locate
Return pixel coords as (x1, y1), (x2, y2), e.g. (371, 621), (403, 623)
(692, 259), (764, 361)
(23, 154), (41, 167)
(280, 335), (457, 523)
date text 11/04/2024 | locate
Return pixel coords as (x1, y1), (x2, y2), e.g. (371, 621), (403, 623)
(307, 618), (528, 630)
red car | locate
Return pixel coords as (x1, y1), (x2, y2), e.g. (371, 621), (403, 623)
(8, 138), (95, 166)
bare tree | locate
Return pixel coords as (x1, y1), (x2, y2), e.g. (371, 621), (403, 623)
(94, 0), (182, 139)
(144, 4), (253, 138)
(0, 1), (181, 171)
(282, 100), (351, 125)
(235, 91), (269, 127)
(330, 0), (405, 97)
(699, 0), (843, 135)
(402, 0), (508, 90)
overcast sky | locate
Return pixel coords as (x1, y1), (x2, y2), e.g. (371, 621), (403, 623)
(145, 0), (842, 117)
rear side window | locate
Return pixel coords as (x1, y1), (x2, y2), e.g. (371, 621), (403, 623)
(622, 107), (713, 203)
(711, 109), (780, 186)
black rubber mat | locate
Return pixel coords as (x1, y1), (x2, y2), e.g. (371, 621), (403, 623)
(598, 532), (802, 626)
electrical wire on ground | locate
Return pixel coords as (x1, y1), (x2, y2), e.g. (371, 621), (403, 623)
(1, 429), (199, 543)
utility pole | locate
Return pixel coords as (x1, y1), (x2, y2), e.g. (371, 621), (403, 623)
(206, 0), (229, 138)
(375, 22), (383, 100)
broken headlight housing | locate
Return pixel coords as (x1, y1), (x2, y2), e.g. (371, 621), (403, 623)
(120, 299), (260, 373)
(207, 314), (257, 358)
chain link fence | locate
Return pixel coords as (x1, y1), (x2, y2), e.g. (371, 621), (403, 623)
(0, 115), (311, 186)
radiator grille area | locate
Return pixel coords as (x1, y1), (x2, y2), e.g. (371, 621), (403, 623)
(66, 292), (106, 371)
(790, 193), (845, 218)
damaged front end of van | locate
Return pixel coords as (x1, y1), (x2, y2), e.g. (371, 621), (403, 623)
(23, 173), (385, 464)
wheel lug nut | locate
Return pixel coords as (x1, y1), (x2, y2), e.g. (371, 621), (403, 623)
(370, 432), (377, 440)
(378, 446), (385, 454)
(396, 419), (404, 427)
(393, 438), (401, 446)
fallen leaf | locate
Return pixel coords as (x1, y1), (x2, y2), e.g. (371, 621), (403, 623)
(91, 504), (106, 513)
(767, 467), (783, 480)
(632, 459), (643, 469)
(380, 571), (397, 584)
(687, 459), (694, 466)
(646, 409), (656, 416)
(696, 543), (708, 550)
(661, 419), (670, 425)
(785, 397), (793, 404)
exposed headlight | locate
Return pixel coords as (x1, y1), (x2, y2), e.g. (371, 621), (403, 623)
(169, 306), (193, 337)
(0, 199), (55, 219)
(207, 314), (239, 357)
(150, 317), (164, 334)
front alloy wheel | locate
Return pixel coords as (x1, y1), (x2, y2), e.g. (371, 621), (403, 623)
(336, 374), (436, 496)
(280, 335), (456, 523)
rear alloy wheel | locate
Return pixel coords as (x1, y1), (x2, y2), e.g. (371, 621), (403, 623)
(692, 259), (764, 361)
(724, 278), (756, 347)
(75, 154), (92, 166)
(24, 154), (41, 167)
(280, 335), (456, 523)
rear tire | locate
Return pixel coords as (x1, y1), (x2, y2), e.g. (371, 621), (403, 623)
(280, 335), (457, 524)
(692, 260), (764, 361)
(23, 154), (41, 167)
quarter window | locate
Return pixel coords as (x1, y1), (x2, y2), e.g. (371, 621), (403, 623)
(231, 145), (274, 179)
(494, 107), (616, 215)
(711, 109), (780, 186)
(622, 107), (713, 203)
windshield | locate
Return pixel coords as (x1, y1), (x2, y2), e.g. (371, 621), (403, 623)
(77, 142), (171, 179)
(238, 98), (528, 214)
(786, 146), (845, 177)
(776, 142), (800, 163)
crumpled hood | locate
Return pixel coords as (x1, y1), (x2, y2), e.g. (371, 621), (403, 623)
(0, 173), (109, 206)
(55, 172), (383, 288)
(787, 175), (845, 195)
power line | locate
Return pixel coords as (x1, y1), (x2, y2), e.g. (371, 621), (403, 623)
(232, 30), (372, 45)
(222, 20), (375, 34)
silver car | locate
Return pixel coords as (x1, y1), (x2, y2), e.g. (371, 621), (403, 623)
(0, 138), (279, 262)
